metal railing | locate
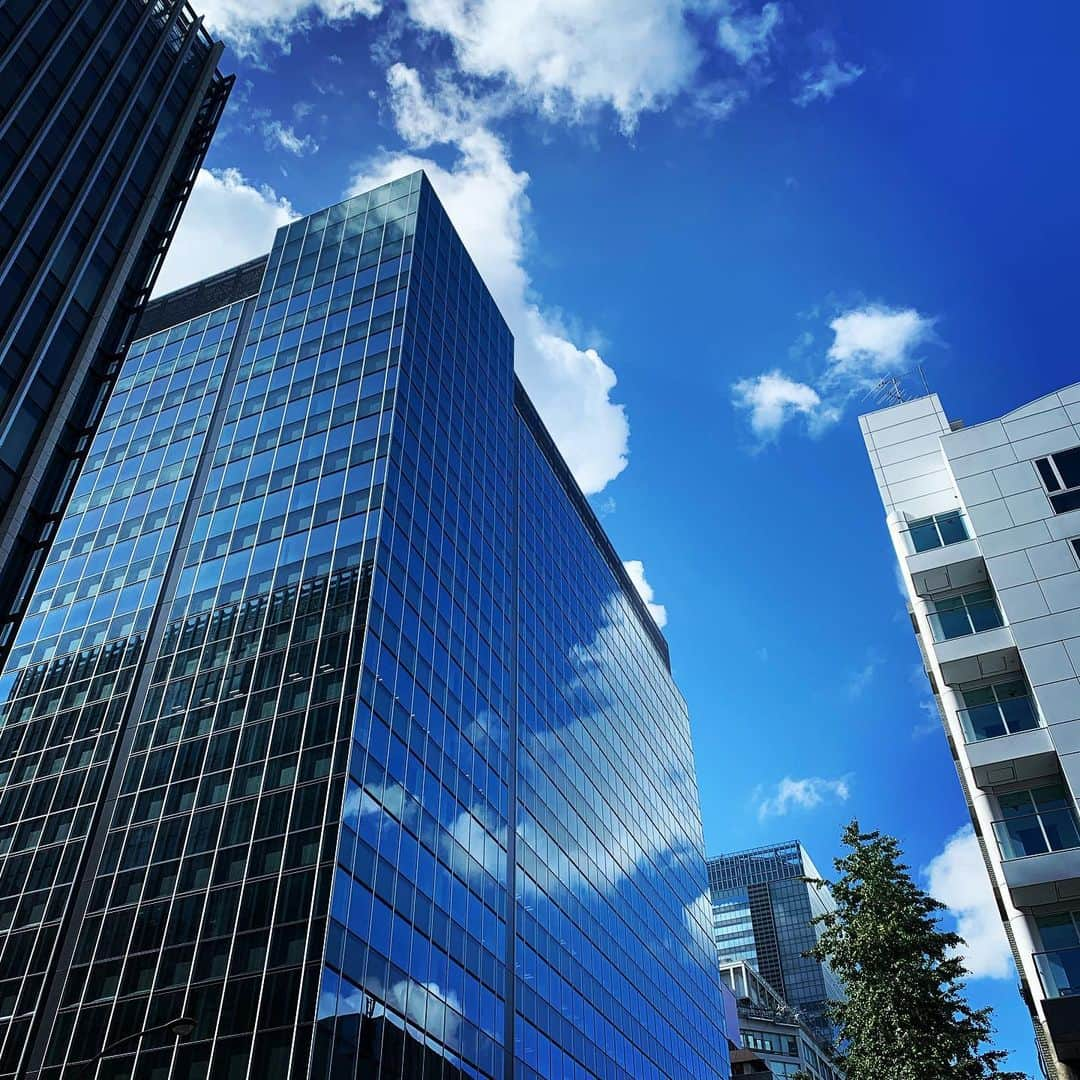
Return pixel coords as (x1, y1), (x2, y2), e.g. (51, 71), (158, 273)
(1034, 945), (1080, 999)
(993, 808), (1080, 860)
(928, 596), (1003, 642)
(958, 695), (1039, 742)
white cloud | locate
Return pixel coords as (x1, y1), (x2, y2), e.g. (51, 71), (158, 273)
(731, 370), (825, 440)
(794, 58), (864, 106)
(261, 118), (319, 156)
(756, 775), (851, 821)
(198, 0), (381, 56)
(622, 559), (668, 628)
(925, 826), (1014, 981)
(350, 64), (629, 493)
(154, 168), (296, 297)
(826, 305), (935, 379)
(731, 303), (937, 442)
(715, 1), (781, 66)
(402, 0), (704, 130)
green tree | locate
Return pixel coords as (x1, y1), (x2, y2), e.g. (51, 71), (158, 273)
(805, 820), (1026, 1080)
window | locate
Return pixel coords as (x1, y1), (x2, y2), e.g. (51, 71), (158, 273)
(1072, 538), (1080, 565)
(908, 510), (968, 553)
(1035, 447), (1080, 514)
(993, 784), (1080, 859)
(926, 588), (1003, 642)
(958, 678), (1038, 742)
(1034, 911), (1080, 998)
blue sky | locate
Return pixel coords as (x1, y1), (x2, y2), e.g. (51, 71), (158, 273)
(164, 1), (1080, 1072)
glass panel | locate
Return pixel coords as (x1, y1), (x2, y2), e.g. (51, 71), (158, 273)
(929, 608), (972, 641)
(1052, 489), (1080, 515)
(1054, 447), (1080, 489)
(968, 598), (1004, 633)
(1043, 808), (1080, 851)
(999, 695), (1038, 734)
(935, 511), (968, 545)
(1036, 946), (1080, 998)
(962, 703), (1007, 741)
(1036, 457), (1062, 493)
(994, 813), (1050, 858)
(909, 519), (941, 553)
(999, 791), (1037, 817)
(1036, 913), (1080, 951)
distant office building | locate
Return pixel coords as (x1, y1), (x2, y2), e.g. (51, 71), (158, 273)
(0, 173), (728, 1079)
(861, 385), (1080, 1080)
(0, 0), (232, 668)
(720, 961), (841, 1080)
(708, 841), (844, 1046)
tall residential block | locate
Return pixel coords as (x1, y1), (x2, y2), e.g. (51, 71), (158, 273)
(708, 841), (845, 1047)
(861, 383), (1080, 1079)
(0, 0), (232, 668)
(0, 173), (728, 1079)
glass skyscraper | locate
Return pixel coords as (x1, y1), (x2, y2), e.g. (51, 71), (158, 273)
(0, 173), (728, 1079)
(0, 0), (232, 671)
(708, 841), (845, 1045)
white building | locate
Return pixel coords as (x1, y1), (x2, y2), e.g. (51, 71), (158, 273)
(861, 383), (1080, 1079)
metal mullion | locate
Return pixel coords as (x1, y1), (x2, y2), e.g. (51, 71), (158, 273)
(0, 0), (129, 152)
(0, 0), (68, 78)
(0, 0), (193, 441)
(0, 0), (174, 289)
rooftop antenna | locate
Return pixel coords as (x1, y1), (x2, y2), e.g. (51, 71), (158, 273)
(866, 374), (909, 407)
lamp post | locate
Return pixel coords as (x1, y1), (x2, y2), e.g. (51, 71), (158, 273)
(71, 1015), (196, 1079)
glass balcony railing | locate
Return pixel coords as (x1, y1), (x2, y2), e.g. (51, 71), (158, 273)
(994, 808), (1080, 860)
(958, 695), (1039, 742)
(928, 597), (1003, 643)
(1035, 945), (1080, 998)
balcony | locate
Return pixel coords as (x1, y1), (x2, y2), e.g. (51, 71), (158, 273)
(965, 725), (1056, 789)
(959, 694), (1038, 742)
(995, 802), (1080, 907)
(1034, 949), (1080, 1063)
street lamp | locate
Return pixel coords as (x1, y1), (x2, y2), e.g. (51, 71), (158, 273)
(72, 1015), (196, 1079)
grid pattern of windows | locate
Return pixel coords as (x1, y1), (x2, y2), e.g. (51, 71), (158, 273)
(707, 844), (843, 1048)
(0, 173), (728, 1078)
(0, 298), (244, 1076)
(513, 402), (725, 1080)
(0, 0), (231, 669)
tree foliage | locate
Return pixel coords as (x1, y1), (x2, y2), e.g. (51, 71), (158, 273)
(807, 820), (1025, 1080)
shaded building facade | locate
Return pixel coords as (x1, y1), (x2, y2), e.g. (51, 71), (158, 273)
(0, 173), (728, 1079)
(0, 0), (232, 669)
(708, 841), (844, 1046)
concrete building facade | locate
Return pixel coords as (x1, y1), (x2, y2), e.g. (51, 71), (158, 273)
(861, 383), (1080, 1079)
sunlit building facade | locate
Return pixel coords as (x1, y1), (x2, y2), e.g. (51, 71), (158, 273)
(0, 173), (728, 1079)
(861, 385), (1080, 1080)
(0, 0), (232, 670)
(707, 841), (844, 1048)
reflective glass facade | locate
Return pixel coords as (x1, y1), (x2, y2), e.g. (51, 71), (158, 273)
(708, 842), (845, 1046)
(0, 0), (232, 670)
(0, 172), (728, 1078)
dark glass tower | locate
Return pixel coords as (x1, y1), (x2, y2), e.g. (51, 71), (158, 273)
(708, 841), (845, 1045)
(0, 0), (233, 670)
(0, 173), (728, 1079)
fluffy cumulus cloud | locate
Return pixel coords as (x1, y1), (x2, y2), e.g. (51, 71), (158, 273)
(403, 0), (703, 130)
(153, 168), (296, 297)
(622, 560), (668, 628)
(731, 370), (824, 441)
(756, 775), (851, 821)
(350, 64), (629, 493)
(197, 0), (382, 56)
(731, 303), (937, 443)
(925, 826), (1014, 980)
